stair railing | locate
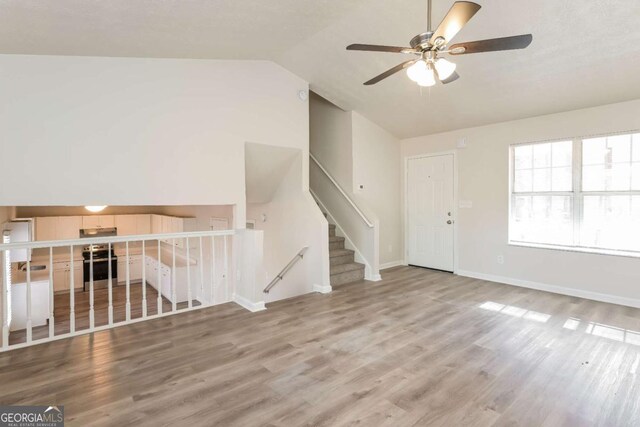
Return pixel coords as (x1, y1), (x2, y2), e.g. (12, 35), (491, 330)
(309, 154), (373, 228)
(263, 247), (308, 294)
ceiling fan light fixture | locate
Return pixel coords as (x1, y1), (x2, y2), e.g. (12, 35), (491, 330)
(406, 60), (428, 82)
(417, 67), (436, 87)
(434, 58), (456, 80)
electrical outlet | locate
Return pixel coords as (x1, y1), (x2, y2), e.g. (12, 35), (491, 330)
(497, 255), (504, 265)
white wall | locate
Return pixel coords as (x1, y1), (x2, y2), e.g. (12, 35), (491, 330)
(309, 93), (403, 270)
(247, 153), (330, 302)
(402, 99), (640, 306)
(352, 112), (402, 267)
(309, 93), (353, 186)
(0, 54), (310, 229)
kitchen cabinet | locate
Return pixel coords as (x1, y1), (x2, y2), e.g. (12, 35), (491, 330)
(143, 255), (194, 304)
(82, 215), (115, 229)
(117, 254), (143, 284)
(52, 261), (83, 292)
(57, 216), (82, 240)
(151, 215), (163, 234)
(36, 216), (82, 241)
(115, 215), (151, 236)
(35, 217), (57, 241)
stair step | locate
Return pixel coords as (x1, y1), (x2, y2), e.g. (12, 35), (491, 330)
(331, 263), (365, 286)
(330, 262), (364, 275)
(329, 235), (345, 250)
(329, 249), (354, 267)
(328, 223), (336, 237)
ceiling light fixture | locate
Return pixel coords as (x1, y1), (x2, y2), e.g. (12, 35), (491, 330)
(85, 206), (107, 213)
(434, 58), (456, 80)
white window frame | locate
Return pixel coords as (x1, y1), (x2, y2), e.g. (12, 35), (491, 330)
(508, 130), (640, 258)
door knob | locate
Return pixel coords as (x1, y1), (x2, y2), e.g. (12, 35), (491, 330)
(447, 220), (453, 224)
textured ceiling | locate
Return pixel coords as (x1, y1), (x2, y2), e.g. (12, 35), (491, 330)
(1, 0), (640, 138)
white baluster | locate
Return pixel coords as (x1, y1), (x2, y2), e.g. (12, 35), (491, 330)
(69, 246), (75, 334)
(108, 243), (113, 326)
(89, 247), (95, 330)
(210, 236), (216, 305)
(172, 240), (177, 312)
(141, 240), (147, 318)
(49, 248), (54, 339)
(223, 235), (229, 302)
(199, 236), (204, 305)
(186, 238), (192, 308)
(1, 248), (8, 349)
(125, 241), (131, 322)
(157, 241), (162, 315)
(26, 257), (32, 343)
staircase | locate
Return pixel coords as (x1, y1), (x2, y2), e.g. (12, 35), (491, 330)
(328, 223), (365, 286)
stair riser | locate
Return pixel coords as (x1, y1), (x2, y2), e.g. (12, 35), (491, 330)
(330, 254), (354, 266)
(329, 227), (336, 238)
(329, 241), (345, 250)
(331, 268), (365, 286)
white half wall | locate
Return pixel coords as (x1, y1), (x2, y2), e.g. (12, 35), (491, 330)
(401, 99), (640, 306)
(351, 112), (402, 266)
(0, 54), (310, 230)
(247, 152), (329, 302)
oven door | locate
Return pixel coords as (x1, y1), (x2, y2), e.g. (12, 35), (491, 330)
(83, 257), (118, 291)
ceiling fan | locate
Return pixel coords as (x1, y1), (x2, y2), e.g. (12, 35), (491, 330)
(346, 0), (532, 86)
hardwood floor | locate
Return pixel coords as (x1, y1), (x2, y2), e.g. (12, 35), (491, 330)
(1, 266), (640, 426)
(8, 283), (200, 345)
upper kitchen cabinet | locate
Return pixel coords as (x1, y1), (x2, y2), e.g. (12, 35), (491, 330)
(36, 216), (82, 241)
(115, 214), (151, 236)
(82, 215), (115, 229)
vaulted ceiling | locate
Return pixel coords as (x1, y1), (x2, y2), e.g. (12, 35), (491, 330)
(2, 0), (640, 138)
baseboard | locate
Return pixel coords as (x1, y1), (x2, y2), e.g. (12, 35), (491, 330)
(365, 272), (382, 281)
(313, 284), (332, 294)
(457, 269), (640, 309)
(232, 293), (266, 312)
(380, 260), (403, 270)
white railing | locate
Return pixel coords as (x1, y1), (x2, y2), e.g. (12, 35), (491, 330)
(309, 153), (373, 228)
(0, 230), (235, 352)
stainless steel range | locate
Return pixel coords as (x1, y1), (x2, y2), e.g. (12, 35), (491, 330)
(80, 228), (118, 291)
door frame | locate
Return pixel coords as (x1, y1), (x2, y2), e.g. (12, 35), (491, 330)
(404, 150), (459, 273)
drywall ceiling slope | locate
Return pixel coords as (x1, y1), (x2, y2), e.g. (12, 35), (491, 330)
(245, 143), (299, 204)
(2, 0), (639, 138)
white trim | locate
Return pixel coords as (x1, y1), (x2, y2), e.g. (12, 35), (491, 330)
(232, 293), (266, 312)
(457, 269), (640, 309)
(380, 260), (403, 270)
(310, 153), (374, 228)
(312, 284), (332, 294)
(310, 189), (378, 280)
(403, 150), (458, 273)
(509, 241), (640, 259)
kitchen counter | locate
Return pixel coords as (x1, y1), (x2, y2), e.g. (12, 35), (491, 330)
(114, 245), (197, 268)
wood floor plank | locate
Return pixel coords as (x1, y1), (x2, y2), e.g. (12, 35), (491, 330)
(1, 266), (640, 426)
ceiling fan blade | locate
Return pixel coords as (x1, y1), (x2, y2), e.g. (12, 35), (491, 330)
(364, 60), (416, 85)
(449, 34), (533, 55)
(430, 1), (481, 45)
(441, 71), (460, 84)
(347, 44), (418, 54)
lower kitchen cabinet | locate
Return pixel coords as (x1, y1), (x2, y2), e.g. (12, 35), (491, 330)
(52, 261), (83, 292)
(143, 255), (195, 304)
(117, 254), (143, 284)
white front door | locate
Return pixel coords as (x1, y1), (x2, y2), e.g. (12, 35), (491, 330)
(407, 154), (455, 271)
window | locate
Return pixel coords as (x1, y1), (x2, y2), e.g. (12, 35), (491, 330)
(509, 132), (640, 256)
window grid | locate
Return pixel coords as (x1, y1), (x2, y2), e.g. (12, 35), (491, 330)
(509, 132), (640, 256)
